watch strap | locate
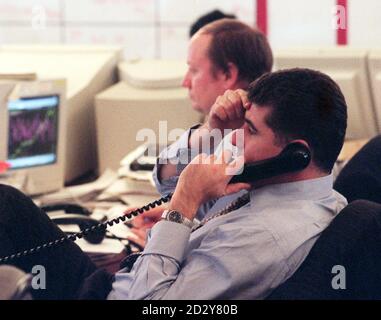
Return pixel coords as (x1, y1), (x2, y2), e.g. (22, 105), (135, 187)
(161, 209), (194, 229)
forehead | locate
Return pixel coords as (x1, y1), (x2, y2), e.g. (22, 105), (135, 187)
(246, 103), (272, 129)
(187, 33), (212, 64)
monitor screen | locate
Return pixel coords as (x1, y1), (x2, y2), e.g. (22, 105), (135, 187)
(7, 95), (59, 169)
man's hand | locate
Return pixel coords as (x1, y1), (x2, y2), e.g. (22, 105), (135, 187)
(125, 206), (164, 248)
(160, 90), (250, 182)
(188, 89), (250, 152)
(208, 89), (251, 131)
(169, 150), (251, 221)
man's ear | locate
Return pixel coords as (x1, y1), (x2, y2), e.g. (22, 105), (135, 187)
(287, 139), (310, 150)
(223, 62), (239, 89)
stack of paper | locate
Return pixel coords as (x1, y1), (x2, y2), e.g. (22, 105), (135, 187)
(0, 72), (37, 80)
(35, 169), (118, 206)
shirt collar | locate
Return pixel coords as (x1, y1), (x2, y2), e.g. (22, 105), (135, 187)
(249, 174), (334, 210)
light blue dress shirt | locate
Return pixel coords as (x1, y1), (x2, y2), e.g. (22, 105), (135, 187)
(107, 128), (348, 300)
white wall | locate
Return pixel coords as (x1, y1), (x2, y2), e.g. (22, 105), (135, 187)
(0, 0), (380, 60)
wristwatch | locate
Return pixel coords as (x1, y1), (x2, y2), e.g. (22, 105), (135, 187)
(161, 209), (194, 229)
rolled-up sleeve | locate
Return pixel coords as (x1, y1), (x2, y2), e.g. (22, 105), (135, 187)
(152, 124), (200, 196)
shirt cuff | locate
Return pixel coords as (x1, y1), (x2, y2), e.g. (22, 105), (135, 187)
(153, 124), (201, 191)
(143, 220), (191, 263)
(159, 123), (201, 161)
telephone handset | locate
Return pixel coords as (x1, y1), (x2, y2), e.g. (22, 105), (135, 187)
(0, 143), (311, 263)
(229, 142), (311, 184)
(40, 203), (106, 244)
(41, 203), (92, 216)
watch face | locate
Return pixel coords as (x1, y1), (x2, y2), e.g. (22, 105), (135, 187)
(168, 211), (183, 223)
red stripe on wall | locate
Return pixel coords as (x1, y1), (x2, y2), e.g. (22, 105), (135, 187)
(256, 0), (268, 36)
(336, 0), (348, 45)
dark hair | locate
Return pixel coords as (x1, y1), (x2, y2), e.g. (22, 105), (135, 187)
(248, 68), (347, 173)
(200, 19), (273, 86)
(189, 9), (237, 38)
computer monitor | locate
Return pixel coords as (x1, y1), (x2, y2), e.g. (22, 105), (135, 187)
(0, 79), (66, 195)
(95, 59), (201, 173)
(367, 50), (381, 135)
(0, 45), (121, 182)
(274, 48), (378, 140)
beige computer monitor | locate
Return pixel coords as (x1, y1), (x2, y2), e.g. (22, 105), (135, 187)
(274, 48), (378, 140)
(0, 45), (122, 183)
(0, 79), (66, 196)
(367, 50), (381, 135)
(95, 60), (201, 173)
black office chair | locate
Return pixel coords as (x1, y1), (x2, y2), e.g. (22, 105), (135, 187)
(334, 135), (381, 204)
(267, 200), (381, 300)
(0, 265), (33, 300)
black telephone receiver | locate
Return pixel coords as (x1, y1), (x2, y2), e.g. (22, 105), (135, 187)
(40, 203), (106, 244)
(229, 142), (311, 184)
(0, 143), (311, 263)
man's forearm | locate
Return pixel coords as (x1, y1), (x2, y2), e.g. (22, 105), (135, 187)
(158, 162), (178, 181)
(188, 122), (223, 152)
(159, 123), (218, 181)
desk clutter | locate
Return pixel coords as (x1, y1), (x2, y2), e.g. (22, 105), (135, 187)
(32, 144), (167, 255)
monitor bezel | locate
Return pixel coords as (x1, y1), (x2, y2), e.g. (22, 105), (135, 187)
(0, 79), (66, 195)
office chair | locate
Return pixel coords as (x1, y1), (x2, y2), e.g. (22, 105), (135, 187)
(0, 265), (33, 300)
(334, 135), (381, 204)
(267, 200), (381, 300)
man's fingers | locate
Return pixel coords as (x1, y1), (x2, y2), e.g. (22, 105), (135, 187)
(234, 101), (245, 118)
(236, 90), (251, 110)
(226, 91), (245, 119)
(140, 207), (164, 219)
(221, 97), (236, 120)
(214, 104), (228, 122)
(225, 182), (251, 195)
(190, 153), (208, 165)
(126, 206), (163, 228)
(130, 215), (144, 228)
(224, 104), (237, 120)
(124, 207), (139, 215)
(217, 149), (234, 164)
(224, 155), (245, 177)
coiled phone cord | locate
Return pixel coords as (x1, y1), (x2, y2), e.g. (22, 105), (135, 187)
(0, 193), (172, 264)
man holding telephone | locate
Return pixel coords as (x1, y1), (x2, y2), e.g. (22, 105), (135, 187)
(0, 68), (347, 299)
(105, 68), (348, 299)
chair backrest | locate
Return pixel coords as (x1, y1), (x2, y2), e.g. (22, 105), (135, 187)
(0, 265), (33, 300)
(267, 200), (381, 300)
(334, 135), (381, 204)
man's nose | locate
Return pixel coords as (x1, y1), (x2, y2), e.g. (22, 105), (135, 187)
(182, 72), (191, 88)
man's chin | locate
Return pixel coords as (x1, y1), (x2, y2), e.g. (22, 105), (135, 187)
(191, 104), (202, 112)
(191, 103), (209, 115)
